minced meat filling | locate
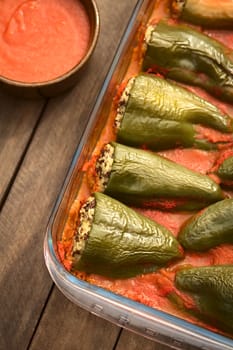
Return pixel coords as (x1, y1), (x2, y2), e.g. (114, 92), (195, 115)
(72, 196), (95, 259)
(145, 25), (154, 44)
(95, 143), (114, 192)
(115, 77), (135, 129)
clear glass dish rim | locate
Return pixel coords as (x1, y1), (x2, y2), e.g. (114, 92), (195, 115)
(44, 0), (233, 348)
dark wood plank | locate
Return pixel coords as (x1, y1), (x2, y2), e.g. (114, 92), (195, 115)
(30, 287), (120, 350)
(0, 92), (45, 205)
(116, 329), (203, 350)
(116, 330), (168, 350)
(0, 1), (138, 349)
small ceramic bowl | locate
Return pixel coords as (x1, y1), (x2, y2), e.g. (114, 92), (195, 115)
(0, 0), (100, 99)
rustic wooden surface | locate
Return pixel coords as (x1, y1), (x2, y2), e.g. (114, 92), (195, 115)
(0, 1), (208, 350)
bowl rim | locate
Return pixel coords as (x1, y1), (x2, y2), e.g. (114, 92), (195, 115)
(0, 0), (100, 88)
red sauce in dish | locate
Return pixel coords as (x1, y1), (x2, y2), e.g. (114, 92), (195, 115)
(0, 0), (91, 83)
(57, 0), (233, 337)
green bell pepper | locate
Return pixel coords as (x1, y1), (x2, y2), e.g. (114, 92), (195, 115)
(143, 21), (233, 103)
(116, 74), (233, 151)
(95, 142), (224, 210)
(72, 192), (183, 278)
(217, 155), (233, 181)
(178, 198), (233, 251)
(175, 265), (233, 332)
(171, 0), (233, 29)
(208, 151), (233, 188)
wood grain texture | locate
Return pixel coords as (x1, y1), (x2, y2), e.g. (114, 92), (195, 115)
(30, 287), (120, 350)
(0, 92), (45, 205)
(0, 1), (138, 349)
(117, 330), (170, 350)
(117, 330), (202, 350)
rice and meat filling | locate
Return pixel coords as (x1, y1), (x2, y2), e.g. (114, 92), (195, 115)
(114, 77), (135, 130)
(95, 143), (114, 192)
(72, 196), (95, 260)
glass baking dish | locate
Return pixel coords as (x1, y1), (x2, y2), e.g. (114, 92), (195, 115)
(44, 0), (233, 349)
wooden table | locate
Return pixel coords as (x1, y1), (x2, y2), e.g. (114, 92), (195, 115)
(0, 1), (200, 349)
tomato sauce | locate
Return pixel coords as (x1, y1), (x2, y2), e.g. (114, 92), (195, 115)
(0, 0), (91, 83)
(57, 0), (233, 338)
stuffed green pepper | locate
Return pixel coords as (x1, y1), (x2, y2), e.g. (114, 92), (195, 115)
(142, 21), (233, 103)
(115, 74), (233, 151)
(72, 192), (183, 278)
(90, 142), (224, 210)
(171, 0), (233, 29)
(175, 265), (233, 332)
(217, 155), (233, 181)
(215, 155), (233, 189)
(178, 198), (233, 251)
(208, 150), (233, 188)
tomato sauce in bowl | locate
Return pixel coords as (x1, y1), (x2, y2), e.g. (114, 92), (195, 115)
(0, 0), (99, 97)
